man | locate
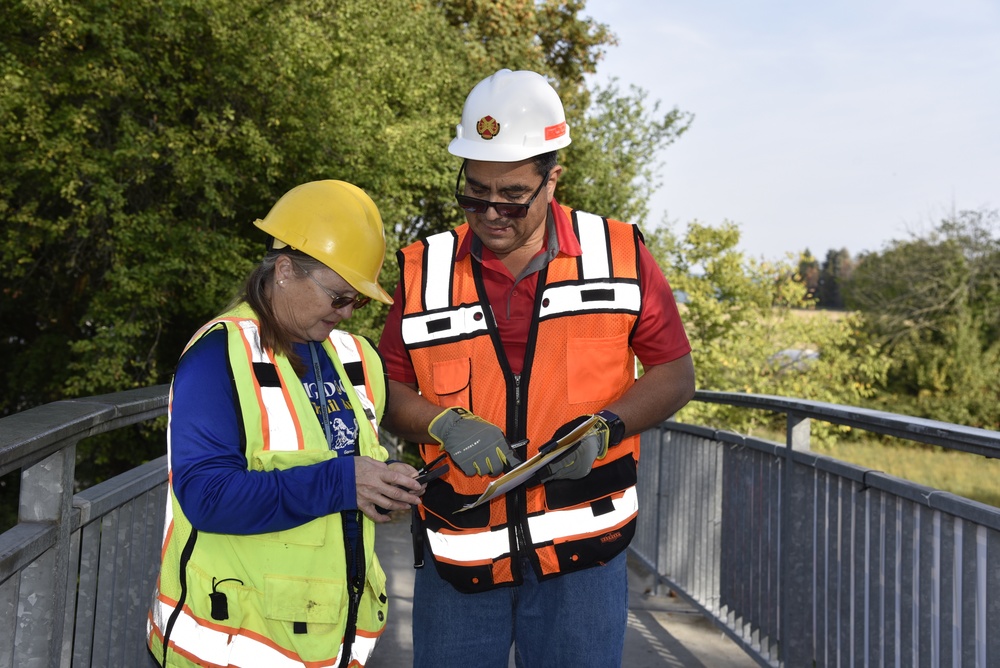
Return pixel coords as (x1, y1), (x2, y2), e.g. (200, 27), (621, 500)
(379, 69), (695, 667)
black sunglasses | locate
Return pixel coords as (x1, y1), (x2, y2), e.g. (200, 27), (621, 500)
(454, 161), (550, 219)
(293, 260), (371, 310)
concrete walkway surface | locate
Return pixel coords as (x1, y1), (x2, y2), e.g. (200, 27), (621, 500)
(368, 511), (757, 668)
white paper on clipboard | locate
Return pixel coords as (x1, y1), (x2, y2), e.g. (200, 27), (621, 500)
(455, 415), (600, 513)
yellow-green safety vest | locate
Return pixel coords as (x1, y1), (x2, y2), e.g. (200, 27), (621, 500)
(148, 304), (389, 667)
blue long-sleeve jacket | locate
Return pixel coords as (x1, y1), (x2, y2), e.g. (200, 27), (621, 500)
(168, 329), (359, 535)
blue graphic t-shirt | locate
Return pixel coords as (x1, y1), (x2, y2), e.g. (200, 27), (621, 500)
(294, 341), (359, 456)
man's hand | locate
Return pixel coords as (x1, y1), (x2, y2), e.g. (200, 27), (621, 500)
(541, 414), (611, 482)
(428, 407), (518, 477)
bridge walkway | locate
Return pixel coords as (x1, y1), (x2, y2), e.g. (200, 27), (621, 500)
(368, 511), (757, 668)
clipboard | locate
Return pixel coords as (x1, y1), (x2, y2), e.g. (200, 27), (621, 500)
(455, 415), (601, 513)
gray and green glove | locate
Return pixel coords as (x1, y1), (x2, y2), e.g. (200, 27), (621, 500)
(540, 414), (613, 482)
(428, 407), (518, 477)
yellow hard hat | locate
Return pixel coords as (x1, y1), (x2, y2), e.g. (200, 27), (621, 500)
(253, 180), (393, 304)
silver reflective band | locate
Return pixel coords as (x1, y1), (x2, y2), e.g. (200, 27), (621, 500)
(538, 281), (641, 319)
(526, 486), (638, 544)
(576, 211), (612, 278)
(424, 231), (457, 311)
(401, 304), (489, 346)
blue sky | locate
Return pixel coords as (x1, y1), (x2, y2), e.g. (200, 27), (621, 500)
(582, 1), (1000, 260)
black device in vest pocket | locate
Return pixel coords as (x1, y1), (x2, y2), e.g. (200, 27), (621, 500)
(210, 577), (244, 621)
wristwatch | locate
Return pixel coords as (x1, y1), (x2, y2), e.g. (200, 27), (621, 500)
(596, 410), (625, 447)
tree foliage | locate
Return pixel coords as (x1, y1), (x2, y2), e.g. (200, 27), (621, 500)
(1, 0), (695, 491)
(817, 248), (853, 309)
(646, 221), (888, 443)
(798, 249), (820, 299)
(843, 208), (1000, 428)
(559, 80), (691, 224)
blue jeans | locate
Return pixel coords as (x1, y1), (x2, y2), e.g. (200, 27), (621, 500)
(412, 548), (628, 668)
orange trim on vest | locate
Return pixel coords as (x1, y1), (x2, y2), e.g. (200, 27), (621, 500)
(347, 334), (379, 442)
(272, 360), (305, 451)
(234, 321), (275, 451)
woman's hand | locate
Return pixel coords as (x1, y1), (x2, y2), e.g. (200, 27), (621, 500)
(354, 457), (424, 522)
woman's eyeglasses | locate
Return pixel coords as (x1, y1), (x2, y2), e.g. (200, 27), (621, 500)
(294, 261), (371, 310)
(454, 162), (550, 219)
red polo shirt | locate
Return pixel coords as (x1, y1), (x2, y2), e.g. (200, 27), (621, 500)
(378, 199), (690, 381)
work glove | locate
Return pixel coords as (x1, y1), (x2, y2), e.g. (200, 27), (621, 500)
(540, 414), (611, 482)
(428, 407), (518, 477)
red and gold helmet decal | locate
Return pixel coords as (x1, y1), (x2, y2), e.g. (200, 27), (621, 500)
(476, 116), (500, 140)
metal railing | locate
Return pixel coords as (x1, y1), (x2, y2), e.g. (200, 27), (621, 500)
(632, 391), (1000, 667)
(3, 388), (999, 666)
(0, 386), (169, 668)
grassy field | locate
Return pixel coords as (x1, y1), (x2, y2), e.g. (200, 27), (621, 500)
(772, 308), (1000, 507)
(812, 436), (1000, 508)
(745, 423), (1000, 508)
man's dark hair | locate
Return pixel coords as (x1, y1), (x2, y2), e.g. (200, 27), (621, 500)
(532, 151), (558, 176)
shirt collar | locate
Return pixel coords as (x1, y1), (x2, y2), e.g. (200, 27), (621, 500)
(456, 198), (583, 263)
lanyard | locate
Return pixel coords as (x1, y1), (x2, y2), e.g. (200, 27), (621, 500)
(308, 342), (335, 448)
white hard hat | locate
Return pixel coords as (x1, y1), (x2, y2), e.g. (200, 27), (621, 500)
(448, 69), (571, 162)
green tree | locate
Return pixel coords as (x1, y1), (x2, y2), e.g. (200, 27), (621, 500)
(645, 221), (888, 442)
(0, 0), (622, 411)
(798, 249), (820, 299)
(843, 208), (1000, 428)
(4, 0), (691, 491)
(817, 247), (853, 309)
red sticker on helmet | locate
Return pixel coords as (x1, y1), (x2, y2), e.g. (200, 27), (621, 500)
(476, 116), (500, 140)
(544, 121), (567, 141)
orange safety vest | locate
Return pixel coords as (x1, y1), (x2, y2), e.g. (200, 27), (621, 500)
(398, 207), (642, 593)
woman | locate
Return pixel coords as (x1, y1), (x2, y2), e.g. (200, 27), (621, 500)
(147, 180), (423, 667)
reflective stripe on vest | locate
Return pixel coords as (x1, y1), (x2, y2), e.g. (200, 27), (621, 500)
(424, 487), (638, 566)
(424, 525), (511, 564)
(328, 330), (380, 436)
(526, 486), (638, 544)
(149, 599), (378, 667)
(400, 233), (490, 347)
(229, 321), (380, 449)
(539, 212), (641, 318)
(235, 319), (304, 451)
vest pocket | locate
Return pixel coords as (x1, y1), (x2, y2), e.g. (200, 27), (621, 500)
(245, 516), (328, 546)
(358, 557), (389, 630)
(252, 449), (335, 472)
(264, 574), (347, 628)
(543, 454), (637, 510)
(566, 335), (629, 404)
(430, 357), (471, 408)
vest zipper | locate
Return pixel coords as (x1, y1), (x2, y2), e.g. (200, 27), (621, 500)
(512, 375), (523, 456)
(510, 375), (528, 557)
(161, 528), (198, 664)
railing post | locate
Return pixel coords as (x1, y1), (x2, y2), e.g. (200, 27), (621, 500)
(15, 444), (76, 668)
(780, 413), (815, 665)
(787, 413), (810, 451)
